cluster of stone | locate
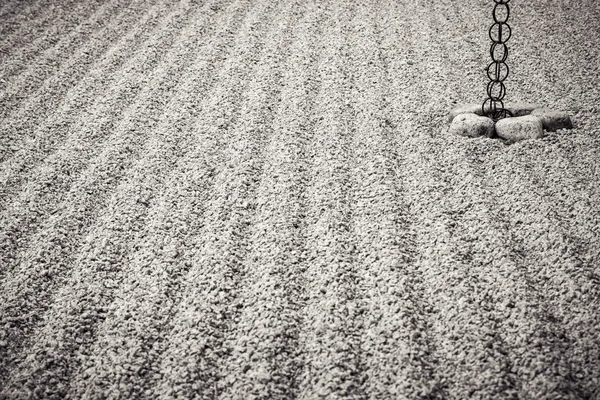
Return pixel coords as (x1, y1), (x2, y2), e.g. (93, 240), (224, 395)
(448, 103), (573, 142)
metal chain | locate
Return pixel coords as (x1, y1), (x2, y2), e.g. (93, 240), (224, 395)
(482, 0), (514, 121)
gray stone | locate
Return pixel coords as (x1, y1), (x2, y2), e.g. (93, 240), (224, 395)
(495, 115), (544, 142)
(447, 104), (484, 123)
(505, 102), (541, 117)
(531, 108), (573, 132)
(449, 113), (495, 138)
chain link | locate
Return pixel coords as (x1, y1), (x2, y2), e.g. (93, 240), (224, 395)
(482, 0), (513, 121)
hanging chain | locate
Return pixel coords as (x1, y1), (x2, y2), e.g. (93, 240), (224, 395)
(482, 0), (514, 121)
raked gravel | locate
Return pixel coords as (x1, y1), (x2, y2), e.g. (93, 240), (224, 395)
(1, 0), (599, 399)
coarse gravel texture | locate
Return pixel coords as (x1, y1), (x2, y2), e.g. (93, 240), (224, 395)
(1, 0), (600, 399)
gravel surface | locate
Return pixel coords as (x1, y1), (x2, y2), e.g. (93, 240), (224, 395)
(1, 0), (599, 399)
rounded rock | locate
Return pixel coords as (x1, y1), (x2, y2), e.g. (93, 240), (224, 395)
(531, 108), (573, 132)
(447, 104), (486, 123)
(505, 102), (541, 117)
(449, 113), (495, 138)
(495, 115), (544, 142)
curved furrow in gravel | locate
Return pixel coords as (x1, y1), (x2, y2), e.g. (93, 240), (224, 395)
(0, 0), (102, 67)
(292, 1), (372, 398)
(481, 0), (600, 138)
(542, 139), (600, 252)
(0, 0), (204, 282)
(342, 1), (447, 398)
(426, 0), (600, 232)
(0, 0), (254, 395)
(438, 7), (583, 398)
(0, 0), (137, 118)
(506, 0), (600, 179)
(504, 0), (600, 265)
(0, 0), (156, 163)
(421, 2), (600, 397)
(511, 3), (600, 152)
(415, 142), (538, 399)
(498, 135), (600, 265)
(410, 137), (554, 399)
(387, 138), (532, 398)
(212, 2), (325, 399)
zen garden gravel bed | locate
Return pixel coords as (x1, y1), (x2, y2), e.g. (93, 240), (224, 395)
(0, 0), (599, 399)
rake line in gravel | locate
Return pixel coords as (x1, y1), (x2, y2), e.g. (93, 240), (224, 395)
(0, 0), (156, 184)
(0, 0), (233, 308)
(211, 2), (328, 398)
(351, 1), (447, 398)
(151, 2), (309, 398)
(0, 0), (103, 67)
(0, 0), (213, 279)
(0, 0), (300, 396)
(0, 0), (250, 390)
(1, 0), (599, 398)
(286, 1), (377, 398)
(0, 0), (136, 121)
(420, 135), (597, 399)
(66, 1), (291, 398)
(378, 2), (600, 397)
